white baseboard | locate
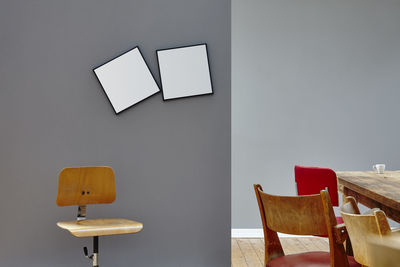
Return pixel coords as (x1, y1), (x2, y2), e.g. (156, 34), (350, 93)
(232, 228), (264, 238)
(231, 228), (317, 238)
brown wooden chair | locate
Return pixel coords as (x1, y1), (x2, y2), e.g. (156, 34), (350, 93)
(340, 196), (399, 267)
(56, 166), (143, 267)
(254, 184), (360, 267)
(368, 235), (400, 267)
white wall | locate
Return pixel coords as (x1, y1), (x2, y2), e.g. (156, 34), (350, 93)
(232, 0), (400, 228)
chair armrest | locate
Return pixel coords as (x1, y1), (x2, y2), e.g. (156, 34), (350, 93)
(333, 223), (348, 244)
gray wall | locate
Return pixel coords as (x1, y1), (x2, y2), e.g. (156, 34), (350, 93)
(232, 0), (400, 228)
(0, 0), (230, 266)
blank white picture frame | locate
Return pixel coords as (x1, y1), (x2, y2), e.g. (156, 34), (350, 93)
(156, 44), (213, 100)
(93, 47), (160, 114)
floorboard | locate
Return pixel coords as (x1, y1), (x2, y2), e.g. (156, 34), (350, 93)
(232, 237), (329, 266)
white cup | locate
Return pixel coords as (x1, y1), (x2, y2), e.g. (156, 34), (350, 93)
(373, 164), (385, 174)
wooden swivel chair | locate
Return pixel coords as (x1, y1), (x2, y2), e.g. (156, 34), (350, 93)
(254, 184), (360, 267)
(340, 196), (399, 267)
(56, 166), (143, 267)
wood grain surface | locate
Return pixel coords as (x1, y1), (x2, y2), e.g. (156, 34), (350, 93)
(254, 184), (349, 266)
(57, 218), (143, 237)
(56, 166), (116, 206)
(337, 171), (400, 223)
(232, 237), (329, 267)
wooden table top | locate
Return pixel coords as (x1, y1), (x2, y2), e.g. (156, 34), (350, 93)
(336, 171), (400, 212)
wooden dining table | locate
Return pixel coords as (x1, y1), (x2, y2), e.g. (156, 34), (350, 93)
(336, 170), (400, 223)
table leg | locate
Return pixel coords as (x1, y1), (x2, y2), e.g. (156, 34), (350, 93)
(345, 237), (353, 256)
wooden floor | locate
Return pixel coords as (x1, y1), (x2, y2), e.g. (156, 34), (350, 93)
(232, 237), (329, 267)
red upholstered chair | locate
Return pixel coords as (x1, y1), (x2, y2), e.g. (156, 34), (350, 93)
(295, 165), (344, 227)
(254, 184), (360, 267)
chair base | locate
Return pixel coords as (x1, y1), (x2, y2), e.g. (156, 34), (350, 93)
(93, 236), (99, 267)
(83, 236), (99, 267)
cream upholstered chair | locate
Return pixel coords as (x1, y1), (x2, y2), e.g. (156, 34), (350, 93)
(56, 166), (143, 267)
(340, 196), (399, 267)
(368, 235), (400, 267)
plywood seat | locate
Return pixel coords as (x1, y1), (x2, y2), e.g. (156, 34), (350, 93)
(57, 218), (143, 238)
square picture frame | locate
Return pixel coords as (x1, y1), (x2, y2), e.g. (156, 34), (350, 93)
(93, 46), (160, 114)
(156, 43), (213, 101)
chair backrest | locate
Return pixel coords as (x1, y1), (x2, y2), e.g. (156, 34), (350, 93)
(258, 188), (329, 236)
(295, 165), (339, 206)
(56, 166), (116, 206)
(340, 196), (391, 266)
(368, 236), (400, 267)
(254, 184), (349, 267)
